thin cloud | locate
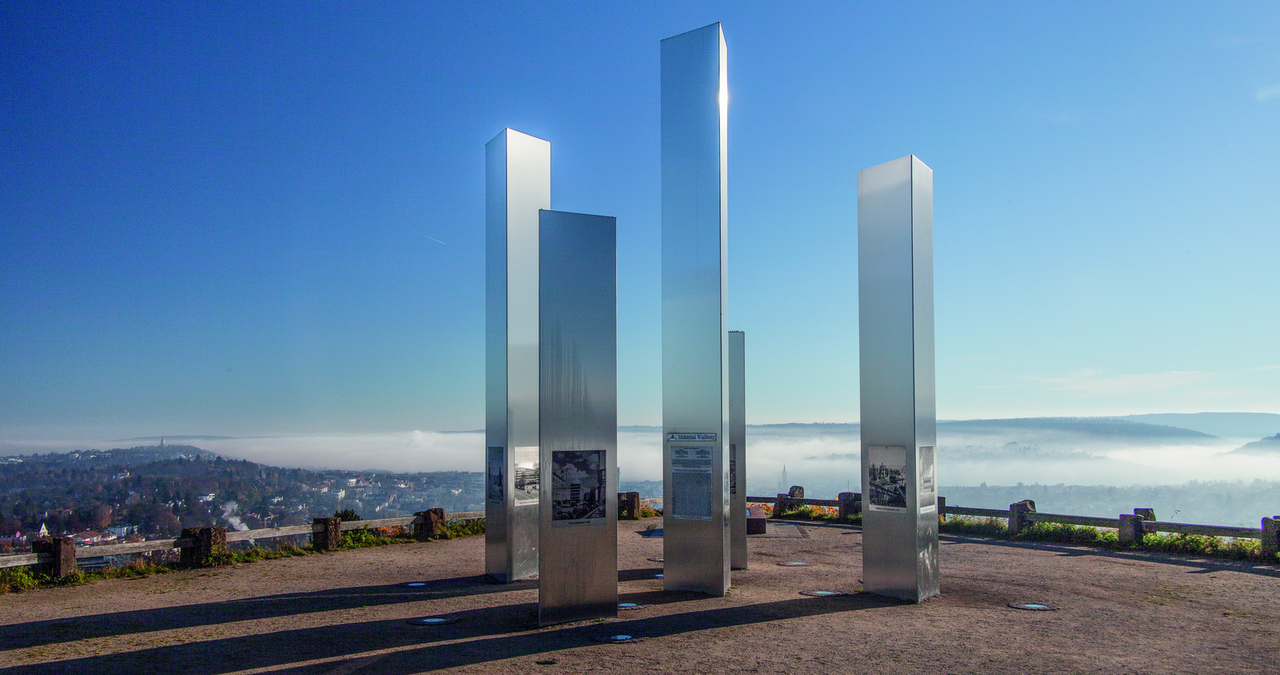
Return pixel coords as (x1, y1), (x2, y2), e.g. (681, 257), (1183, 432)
(1257, 83), (1280, 102)
(407, 229), (447, 245)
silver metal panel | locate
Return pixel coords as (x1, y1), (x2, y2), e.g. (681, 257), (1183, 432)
(858, 155), (938, 602)
(485, 132), (508, 581)
(911, 157), (940, 599)
(729, 331), (747, 569)
(486, 128), (550, 582)
(537, 209), (618, 626)
(661, 23), (730, 596)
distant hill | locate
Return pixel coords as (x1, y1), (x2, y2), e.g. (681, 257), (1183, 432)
(0, 444), (486, 538)
(624, 418), (1220, 444)
(941, 417), (1217, 441)
(17, 445), (222, 466)
(1229, 434), (1280, 455)
(749, 423), (859, 438)
(113, 435), (235, 442)
(616, 417), (1259, 443)
(1109, 413), (1280, 439)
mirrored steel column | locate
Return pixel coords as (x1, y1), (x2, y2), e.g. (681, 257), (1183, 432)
(729, 330), (747, 570)
(858, 155), (939, 602)
(486, 128), (550, 582)
(661, 22), (731, 596)
(537, 209), (617, 626)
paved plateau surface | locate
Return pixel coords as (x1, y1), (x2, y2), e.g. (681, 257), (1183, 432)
(1, 519), (1277, 674)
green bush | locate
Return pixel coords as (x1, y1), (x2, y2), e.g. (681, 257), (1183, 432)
(775, 504), (804, 519)
(0, 566), (40, 594)
(340, 527), (378, 547)
(938, 514), (1277, 564)
(275, 541), (310, 557)
(774, 504), (841, 521)
(333, 509), (362, 522)
(47, 570), (90, 587)
(1017, 522), (1119, 547)
(940, 516), (1008, 538)
(2, 557), (179, 594)
(1140, 532), (1259, 561)
(0, 520), (484, 594)
(337, 525), (415, 550)
(202, 539), (316, 567)
(446, 518), (485, 538)
(808, 506), (840, 521)
(96, 559), (170, 580)
(201, 549), (238, 567)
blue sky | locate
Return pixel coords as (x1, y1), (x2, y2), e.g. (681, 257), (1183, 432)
(2, 2), (1278, 441)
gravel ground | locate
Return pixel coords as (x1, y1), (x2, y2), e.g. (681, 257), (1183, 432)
(1, 519), (1277, 674)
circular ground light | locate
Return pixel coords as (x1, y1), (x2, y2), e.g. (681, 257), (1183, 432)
(778, 561), (810, 567)
(647, 557), (664, 563)
(799, 590), (848, 597)
(399, 581), (429, 588)
(1008, 602), (1059, 611)
(618, 602), (645, 610)
(406, 616), (457, 626)
(593, 634), (644, 644)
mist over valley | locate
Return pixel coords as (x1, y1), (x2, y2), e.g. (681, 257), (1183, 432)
(5, 413), (1279, 529)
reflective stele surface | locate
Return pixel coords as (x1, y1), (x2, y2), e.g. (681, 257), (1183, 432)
(729, 330), (747, 570)
(661, 23), (731, 596)
(486, 128), (550, 582)
(858, 155), (939, 602)
(537, 209), (618, 626)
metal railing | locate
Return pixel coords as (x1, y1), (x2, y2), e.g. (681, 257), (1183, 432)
(747, 490), (1279, 558)
(0, 510), (483, 572)
(7, 489), (1278, 574)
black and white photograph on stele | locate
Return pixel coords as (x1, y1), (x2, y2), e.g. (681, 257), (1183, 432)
(918, 445), (936, 511)
(730, 446), (737, 496)
(513, 446), (539, 505)
(552, 449), (606, 523)
(868, 445), (908, 513)
(487, 446), (504, 504)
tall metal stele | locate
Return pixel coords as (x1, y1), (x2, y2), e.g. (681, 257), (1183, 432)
(729, 330), (747, 570)
(537, 209), (618, 626)
(858, 155), (939, 602)
(486, 128), (550, 582)
(661, 22), (731, 596)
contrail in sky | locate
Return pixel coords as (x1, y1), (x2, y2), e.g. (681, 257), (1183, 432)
(408, 229), (447, 245)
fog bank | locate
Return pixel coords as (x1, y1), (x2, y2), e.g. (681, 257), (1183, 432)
(6, 416), (1279, 499)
